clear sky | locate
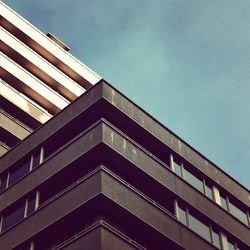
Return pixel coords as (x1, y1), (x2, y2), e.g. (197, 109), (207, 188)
(3, 0), (250, 189)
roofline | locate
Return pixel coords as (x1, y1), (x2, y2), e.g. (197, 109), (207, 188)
(1, 80), (249, 193)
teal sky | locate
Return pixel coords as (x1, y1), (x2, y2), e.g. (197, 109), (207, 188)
(4, 0), (250, 189)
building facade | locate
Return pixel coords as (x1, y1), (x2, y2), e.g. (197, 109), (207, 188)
(0, 2), (249, 250)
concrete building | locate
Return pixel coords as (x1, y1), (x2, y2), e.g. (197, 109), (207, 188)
(0, 2), (249, 250)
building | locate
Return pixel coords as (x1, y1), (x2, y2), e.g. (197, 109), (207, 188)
(0, 2), (249, 250)
(0, 1), (101, 156)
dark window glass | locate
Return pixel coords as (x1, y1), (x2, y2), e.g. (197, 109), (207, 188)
(178, 207), (187, 226)
(173, 161), (182, 177)
(27, 195), (36, 216)
(13, 242), (31, 250)
(229, 201), (248, 225)
(0, 174), (8, 192)
(9, 161), (30, 186)
(32, 153), (40, 170)
(184, 168), (204, 193)
(2, 203), (25, 232)
(189, 214), (211, 242)
(205, 184), (213, 200)
(211, 229), (221, 249)
(220, 195), (228, 211)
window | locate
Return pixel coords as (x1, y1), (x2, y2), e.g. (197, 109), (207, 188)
(189, 213), (211, 242)
(31, 151), (41, 170)
(172, 155), (249, 227)
(172, 157), (206, 194)
(228, 201), (248, 226)
(177, 204), (222, 249)
(8, 161), (30, 187)
(1, 203), (25, 233)
(220, 195), (228, 210)
(178, 206), (187, 226)
(0, 174), (8, 192)
(211, 229), (221, 249)
(0, 192), (38, 234)
(183, 168), (204, 193)
(176, 203), (244, 250)
(173, 161), (182, 177)
(204, 183), (213, 200)
(0, 147), (43, 194)
(26, 195), (36, 217)
(219, 193), (249, 226)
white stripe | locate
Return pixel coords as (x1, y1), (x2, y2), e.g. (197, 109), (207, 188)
(1, 2), (101, 84)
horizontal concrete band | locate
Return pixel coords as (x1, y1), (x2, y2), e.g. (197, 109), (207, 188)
(0, 120), (248, 246)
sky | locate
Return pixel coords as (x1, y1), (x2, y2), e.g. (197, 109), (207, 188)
(3, 0), (250, 189)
